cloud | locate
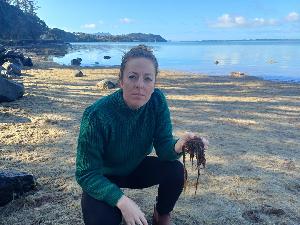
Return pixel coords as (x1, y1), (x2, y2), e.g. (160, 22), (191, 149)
(211, 14), (278, 28)
(98, 20), (104, 25)
(286, 12), (299, 22)
(81, 23), (96, 29)
(252, 18), (278, 26)
(119, 17), (134, 24)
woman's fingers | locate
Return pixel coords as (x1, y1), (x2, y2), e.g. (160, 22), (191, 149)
(139, 215), (148, 225)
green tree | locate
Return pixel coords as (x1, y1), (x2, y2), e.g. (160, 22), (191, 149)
(4, 0), (39, 15)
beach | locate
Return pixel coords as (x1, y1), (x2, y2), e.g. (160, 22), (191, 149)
(0, 62), (300, 224)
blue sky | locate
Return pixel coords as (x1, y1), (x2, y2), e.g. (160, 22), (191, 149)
(36, 0), (300, 41)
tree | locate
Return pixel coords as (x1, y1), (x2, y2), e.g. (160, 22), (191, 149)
(0, 0), (48, 40)
(4, 0), (39, 15)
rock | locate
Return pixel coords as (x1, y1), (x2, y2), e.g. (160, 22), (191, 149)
(96, 79), (116, 90)
(0, 69), (9, 78)
(0, 68), (20, 79)
(6, 57), (23, 68)
(104, 56), (111, 59)
(0, 170), (36, 206)
(214, 60), (219, 64)
(0, 45), (5, 53)
(74, 70), (84, 77)
(23, 57), (33, 67)
(71, 57), (82, 66)
(2, 62), (22, 76)
(4, 50), (24, 61)
(230, 71), (247, 78)
(0, 77), (25, 102)
(0, 49), (33, 68)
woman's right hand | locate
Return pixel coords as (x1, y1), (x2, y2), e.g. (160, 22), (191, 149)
(116, 195), (148, 225)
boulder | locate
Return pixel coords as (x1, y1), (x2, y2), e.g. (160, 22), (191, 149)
(0, 77), (25, 102)
(23, 57), (33, 67)
(0, 171), (36, 206)
(74, 70), (84, 77)
(6, 57), (23, 68)
(230, 71), (247, 78)
(71, 57), (82, 66)
(104, 56), (111, 59)
(4, 50), (25, 61)
(96, 79), (116, 90)
(0, 69), (8, 78)
(2, 62), (21, 76)
(0, 45), (5, 53)
(0, 49), (33, 68)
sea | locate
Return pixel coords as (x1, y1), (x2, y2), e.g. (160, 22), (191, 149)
(52, 40), (300, 82)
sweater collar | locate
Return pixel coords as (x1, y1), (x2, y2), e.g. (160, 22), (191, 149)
(115, 89), (147, 114)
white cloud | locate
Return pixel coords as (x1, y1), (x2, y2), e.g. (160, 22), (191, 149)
(81, 23), (96, 29)
(213, 14), (236, 28)
(119, 17), (134, 24)
(286, 12), (299, 22)
(235, 16), (246, 26)
(212, 14), (278, 28)
(253, 18), (278, 26)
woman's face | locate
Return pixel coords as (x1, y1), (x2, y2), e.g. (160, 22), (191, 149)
(120, 57), (156, 110)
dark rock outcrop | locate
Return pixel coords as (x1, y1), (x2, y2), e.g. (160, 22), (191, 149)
(0, 171), (36, 206)
(0, 47), (33, 68)
(0, 77), (25, 102)
(104, 56), (111, 59)
(71, 58), (82, 66)
(2, 62), (22, 76)
(23, 57), (33, 67)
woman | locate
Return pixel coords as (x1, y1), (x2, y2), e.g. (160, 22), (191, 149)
(76, 45), (208, 225)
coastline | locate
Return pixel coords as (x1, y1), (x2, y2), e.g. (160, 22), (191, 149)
(0, 59), (299, 224)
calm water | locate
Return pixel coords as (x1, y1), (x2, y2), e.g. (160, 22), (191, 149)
(53, 40), (300, 82)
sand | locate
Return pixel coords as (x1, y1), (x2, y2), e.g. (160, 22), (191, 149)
(0, 63), (299, 225)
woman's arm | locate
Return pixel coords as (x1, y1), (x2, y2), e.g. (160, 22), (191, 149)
(75, 109), (123, 207)
(152, 90), (182, 160)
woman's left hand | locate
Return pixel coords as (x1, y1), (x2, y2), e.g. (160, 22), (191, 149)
(175, 132), (209, 153)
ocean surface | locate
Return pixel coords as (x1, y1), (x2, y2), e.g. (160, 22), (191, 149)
(52, 40), (300, 82)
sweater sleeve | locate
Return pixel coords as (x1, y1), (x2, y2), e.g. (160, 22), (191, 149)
(153, 90), (183, 160)
(75, 108), (124, 207)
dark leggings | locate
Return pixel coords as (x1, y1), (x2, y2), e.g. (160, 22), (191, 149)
(81, 156), (184, 225)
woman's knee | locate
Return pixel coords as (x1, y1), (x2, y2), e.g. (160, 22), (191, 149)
(81, 192), (122, 225)
(163, 160), (185, 184)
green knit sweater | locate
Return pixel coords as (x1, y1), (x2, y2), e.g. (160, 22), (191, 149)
(76, 88), (182, 207)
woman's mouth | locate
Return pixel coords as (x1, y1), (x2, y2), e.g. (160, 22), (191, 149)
(132, 93), (145, 97)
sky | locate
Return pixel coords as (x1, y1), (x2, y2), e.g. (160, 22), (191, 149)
(36, 0), (300, 41)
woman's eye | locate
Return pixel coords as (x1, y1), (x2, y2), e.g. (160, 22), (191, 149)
(128, 75), (136, 79)
(145, 77), (153, 81)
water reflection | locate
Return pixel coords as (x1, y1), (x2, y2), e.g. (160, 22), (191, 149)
(52, 41), (300, 82)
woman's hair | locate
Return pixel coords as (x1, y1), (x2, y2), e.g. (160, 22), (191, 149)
(119, 44), (158, 80)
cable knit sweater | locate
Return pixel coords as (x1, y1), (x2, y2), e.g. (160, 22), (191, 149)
(76, 88), (181, 207)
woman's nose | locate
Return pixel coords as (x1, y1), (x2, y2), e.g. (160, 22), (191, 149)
(135, 77), (144, 88)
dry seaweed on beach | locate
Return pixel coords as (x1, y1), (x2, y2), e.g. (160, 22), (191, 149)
(182, 137), (206, 194)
